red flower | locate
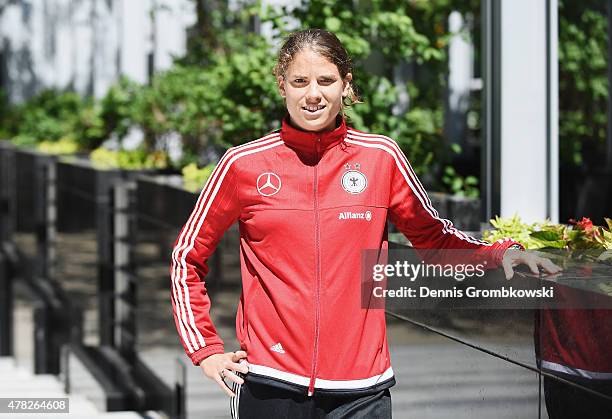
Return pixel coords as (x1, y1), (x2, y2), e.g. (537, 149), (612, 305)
(570, 217), (594, 231)
(569, 217), (601, 242)
(576, 217), (594, 232)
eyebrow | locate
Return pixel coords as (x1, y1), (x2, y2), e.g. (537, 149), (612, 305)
(291, 74), (338, 79)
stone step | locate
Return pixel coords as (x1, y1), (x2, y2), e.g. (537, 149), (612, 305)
(0, 412), (159, 419)
(0, 357), (163, 419)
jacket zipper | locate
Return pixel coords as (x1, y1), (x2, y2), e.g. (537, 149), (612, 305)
(308, 138), (322, 397)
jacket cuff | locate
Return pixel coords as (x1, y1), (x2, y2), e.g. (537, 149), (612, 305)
(189, 344), (225, 366)
(490, 238), (525, 268)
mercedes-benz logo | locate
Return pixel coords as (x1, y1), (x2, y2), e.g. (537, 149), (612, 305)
(256, 172), (282, 197)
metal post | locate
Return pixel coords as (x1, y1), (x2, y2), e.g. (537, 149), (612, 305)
(174, 357), (186, 419)
(481, 0), (502, 223)
(0, 143), (15, 357)
(113, 180), (137, 360)
(32, 154), (57, 374)
(0, 250), (13, 356)
(98, 173), (117, 347)
(547, 0), (559, 223)
(33, 304), (49, 374)
(61, 344), (71, 394)
(0, 144), (16, 243)
(34, 155), (57, 280)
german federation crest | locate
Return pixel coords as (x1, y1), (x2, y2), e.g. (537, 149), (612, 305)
(341, 170), (367, 194)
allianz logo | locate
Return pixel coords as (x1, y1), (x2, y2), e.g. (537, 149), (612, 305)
(338, 210), (372, 221)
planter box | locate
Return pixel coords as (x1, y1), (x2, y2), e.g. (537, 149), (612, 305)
(448, 195), (481, 232)
(56, 158), (171, 232)
(56, 158), (135, 232)
(12, 148), (57, 233)
(136, 175), (198, 228)
(0, 142), (16, 242)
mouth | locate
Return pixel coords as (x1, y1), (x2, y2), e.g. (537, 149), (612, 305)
(302, 105), (326, 114)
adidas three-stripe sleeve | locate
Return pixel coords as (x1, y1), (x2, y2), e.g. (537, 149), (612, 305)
(387, 140), (518, 266)
(170, 148), (241, 367)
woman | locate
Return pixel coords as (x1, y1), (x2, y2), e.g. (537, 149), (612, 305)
(170, 28), (560, 418)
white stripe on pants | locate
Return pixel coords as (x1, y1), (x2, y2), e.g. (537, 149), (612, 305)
(230, 372), (245, 418)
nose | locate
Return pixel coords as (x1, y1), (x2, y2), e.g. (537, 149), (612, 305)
(305, 80), (322, 103)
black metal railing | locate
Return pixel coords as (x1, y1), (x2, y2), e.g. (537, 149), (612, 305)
(0, 145), (185, 418)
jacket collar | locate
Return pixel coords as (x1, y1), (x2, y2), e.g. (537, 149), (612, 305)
(280, 113), (347, 155)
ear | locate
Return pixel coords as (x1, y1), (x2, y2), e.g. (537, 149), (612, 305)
(277, 76), (286, 98)
(342, 73), (353, 97)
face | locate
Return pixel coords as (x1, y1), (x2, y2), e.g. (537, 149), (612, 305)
(277, 48), (352, 132)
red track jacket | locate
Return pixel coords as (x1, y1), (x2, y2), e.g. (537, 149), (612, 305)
(538, 292), (612, 382)
(170, 115), (519, 396)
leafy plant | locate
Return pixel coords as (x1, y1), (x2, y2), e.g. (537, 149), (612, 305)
(71, 99), (106, 150)
(558, 0), (608, 167)
(9, 89), (83, 146)
(4, 0), (486, 188)
(262, 0), (447, 177)
(89, 147), (169, 170)
(483, 215), (612, 251)
(37, 137), (80, 155)
(442, 165), (479, 198)
(179, 0), (483, 186)
(181, 162), (216, 192)
(0, 88), (14, 140)
(5, 88), (107, 152)
(99, 77), (142, 143)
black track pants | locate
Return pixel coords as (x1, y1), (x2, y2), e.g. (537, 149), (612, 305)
(544, 376), (612, 419)
(229, 377), (392, 419)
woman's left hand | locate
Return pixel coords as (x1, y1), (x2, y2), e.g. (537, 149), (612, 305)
(502, 248), (563, 280)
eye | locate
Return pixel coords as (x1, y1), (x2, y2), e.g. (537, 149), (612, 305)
(293, 78), (307, 84)
(319, 78), (336, 85)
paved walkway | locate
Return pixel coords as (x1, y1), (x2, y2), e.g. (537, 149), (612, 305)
(138, 340), (548, 419)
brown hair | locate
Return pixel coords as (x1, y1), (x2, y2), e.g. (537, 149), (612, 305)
(273, 28), (361, 109)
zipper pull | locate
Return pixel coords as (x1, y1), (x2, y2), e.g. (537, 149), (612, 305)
(308, 379), (315, 397)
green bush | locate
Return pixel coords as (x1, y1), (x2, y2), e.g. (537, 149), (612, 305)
(4, 88), (107, 151)
(89, 147), (169, 170)
(182, 162), (216, 192)
(2, 0), (605, 196)
(262, 0), (452, 181)
(3, 0), (485, 186)
(558, 0), (608, 167)
(132, 47), (283, 158)
(0, 89), (14, 140)
(99, 77), (142, 143)
(180, 0), (481, 191)
(9, 89), (83, 147)
(483, 215), (612, 251)
(37, 138), (80, 155)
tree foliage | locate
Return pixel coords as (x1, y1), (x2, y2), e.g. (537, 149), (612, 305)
(3, 0), (608, 194)
(558, 0), (609, 168)
(261, 0), (481, 185)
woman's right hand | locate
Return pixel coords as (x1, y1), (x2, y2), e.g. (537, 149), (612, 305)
(199, 350), (249, 397)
